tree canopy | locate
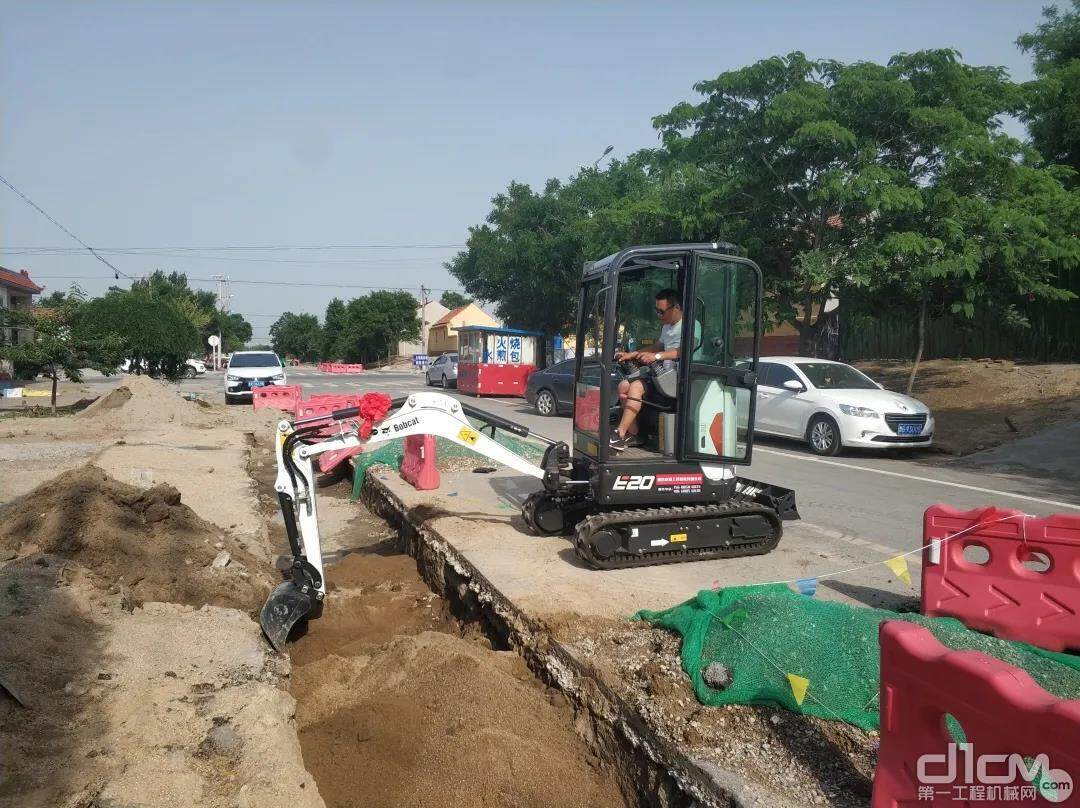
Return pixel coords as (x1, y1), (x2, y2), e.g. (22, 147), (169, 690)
(0, 294), (124, 409)
(438, 290), (472, 309)
(448, 43), (1079, 367)
(1017, 0), (1080, 180)
(270, 312), (323, 362)
(330, 290), (420, 364)
(75, 290), (201, 379)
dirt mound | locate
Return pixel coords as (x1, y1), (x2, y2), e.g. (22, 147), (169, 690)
(0, 465), (269, 611)
(77, 374), (222, 429)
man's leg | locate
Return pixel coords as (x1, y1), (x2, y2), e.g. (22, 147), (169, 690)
(616, 379), (645, 438)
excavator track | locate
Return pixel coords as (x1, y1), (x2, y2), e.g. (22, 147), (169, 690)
(574, 500), (782, 570)
(522, 490), (592, 536)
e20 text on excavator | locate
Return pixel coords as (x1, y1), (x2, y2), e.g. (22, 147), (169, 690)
(261, 243), (799, 651)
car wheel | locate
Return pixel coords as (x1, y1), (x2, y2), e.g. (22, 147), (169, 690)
(441, 375), (449, 389)
(425, 372), (432, 386)
(183, 365), (198, 379)
(807, 415), (842, 456)
(535, 389), (557, 416)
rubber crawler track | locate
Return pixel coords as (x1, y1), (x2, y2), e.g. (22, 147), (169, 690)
(573, 501), (783, 570)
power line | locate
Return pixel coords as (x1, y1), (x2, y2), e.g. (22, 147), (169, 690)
(0, 249), (457, 265)
(0, 242), (464, 253)
(29, 273), (456, 292)
(0, 173), (133, 280)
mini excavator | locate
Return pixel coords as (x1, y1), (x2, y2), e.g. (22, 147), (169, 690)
(261, 243), (799, 651)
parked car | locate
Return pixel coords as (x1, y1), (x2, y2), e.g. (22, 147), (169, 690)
(752, 357), (934, 456)
(225, 351), (287, 404)
(119, 358), (206, 378)
(425, 353), (458, 388)
(524, 358), (577, 415)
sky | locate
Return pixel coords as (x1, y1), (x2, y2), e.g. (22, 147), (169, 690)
(0, 1), (1054, 344)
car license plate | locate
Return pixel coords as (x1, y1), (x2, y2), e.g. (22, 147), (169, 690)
(898, 423), (921, 436)
(251, 380), (266, 388)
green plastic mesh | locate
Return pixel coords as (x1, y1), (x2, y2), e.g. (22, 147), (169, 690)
(635, 585), (1080, 730)
(350, 431), (545, 500)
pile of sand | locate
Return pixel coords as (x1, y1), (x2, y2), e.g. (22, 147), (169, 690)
(0, 465), (269, 611)
(77, 374), (222, 430)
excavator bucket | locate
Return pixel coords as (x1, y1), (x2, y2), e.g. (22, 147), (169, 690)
(260, 579), (317, 652)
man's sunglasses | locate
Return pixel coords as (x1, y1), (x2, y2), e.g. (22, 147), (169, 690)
(655, 306), (669, 315)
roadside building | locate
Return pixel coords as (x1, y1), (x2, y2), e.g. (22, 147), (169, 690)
(427, 303), (500, 356)
(0, 267), (44, 378)
(397, 300), (449, 360)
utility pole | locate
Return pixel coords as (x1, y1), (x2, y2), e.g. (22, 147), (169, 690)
(420, 284), (429, 359)
(213, 274), (231, 370)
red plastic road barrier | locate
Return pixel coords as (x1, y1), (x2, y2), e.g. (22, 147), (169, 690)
(873, 620), (1080, 807)
(251, 385), (302, 411)
(318, 445), (365, 474)
(922, 504), (1080, 652)
(400, 434), (439, 490)
(294, 394), (362, 421)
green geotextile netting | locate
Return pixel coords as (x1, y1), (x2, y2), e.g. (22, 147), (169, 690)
(635, 585), (1080, 730)
(350, 432), (546, 500)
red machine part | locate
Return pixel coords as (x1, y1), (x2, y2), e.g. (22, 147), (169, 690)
(873, 620), (1080, 807)
(400, 434), (439, 490)
(922, 504), (1080, 652)
(251, 385), (302, 411)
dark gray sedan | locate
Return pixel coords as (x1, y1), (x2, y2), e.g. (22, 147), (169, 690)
(524, 358), (578, 416)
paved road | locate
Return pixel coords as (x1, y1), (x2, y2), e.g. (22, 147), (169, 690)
(86, 368), (1080, 553)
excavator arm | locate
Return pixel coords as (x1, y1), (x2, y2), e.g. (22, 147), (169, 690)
(261, 392), (552, 650)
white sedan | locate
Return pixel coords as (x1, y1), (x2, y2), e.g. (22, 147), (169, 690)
(752, 357), (934, 456)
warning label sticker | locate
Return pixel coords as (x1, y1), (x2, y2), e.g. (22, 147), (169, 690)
(655, 473), (704, 495)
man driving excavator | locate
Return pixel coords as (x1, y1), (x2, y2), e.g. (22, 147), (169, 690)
(610, 288), (682, 452)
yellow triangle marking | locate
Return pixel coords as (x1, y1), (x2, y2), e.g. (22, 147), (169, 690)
(884, 555), (912, 586)
(786, 673), (810, 706)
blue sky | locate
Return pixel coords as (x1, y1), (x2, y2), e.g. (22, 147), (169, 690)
(0, 1), (1052, 341)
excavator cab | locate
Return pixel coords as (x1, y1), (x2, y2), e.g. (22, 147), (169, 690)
(573, 243), (759, 474)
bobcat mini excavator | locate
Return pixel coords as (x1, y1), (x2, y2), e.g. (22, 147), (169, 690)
(261, 243), (799, 651)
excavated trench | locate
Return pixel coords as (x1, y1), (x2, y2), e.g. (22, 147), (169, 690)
(251, 454), (700, 808)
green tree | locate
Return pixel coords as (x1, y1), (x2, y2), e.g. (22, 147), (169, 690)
(652, 50), (1078, 385)
(0, 297), (124, 412)
(269, 312), (323, 362)
(438, 290), (472, 309)
(208, 310), (253, 354)
(321, 298), (348, 359)
(334, 291), (420, 364)
(130, 270), (251, 354)
(35, 284), (86, 310)
(1017, 0), (1080, 180)
(75, 291), (201, 380)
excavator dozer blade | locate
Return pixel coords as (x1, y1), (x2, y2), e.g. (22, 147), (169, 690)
(260, 580), (316, 653)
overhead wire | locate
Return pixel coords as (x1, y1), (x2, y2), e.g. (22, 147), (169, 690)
(0, 173), (134, 281)
(0, 243), (465, 252)
(29, 273), (455, 292)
